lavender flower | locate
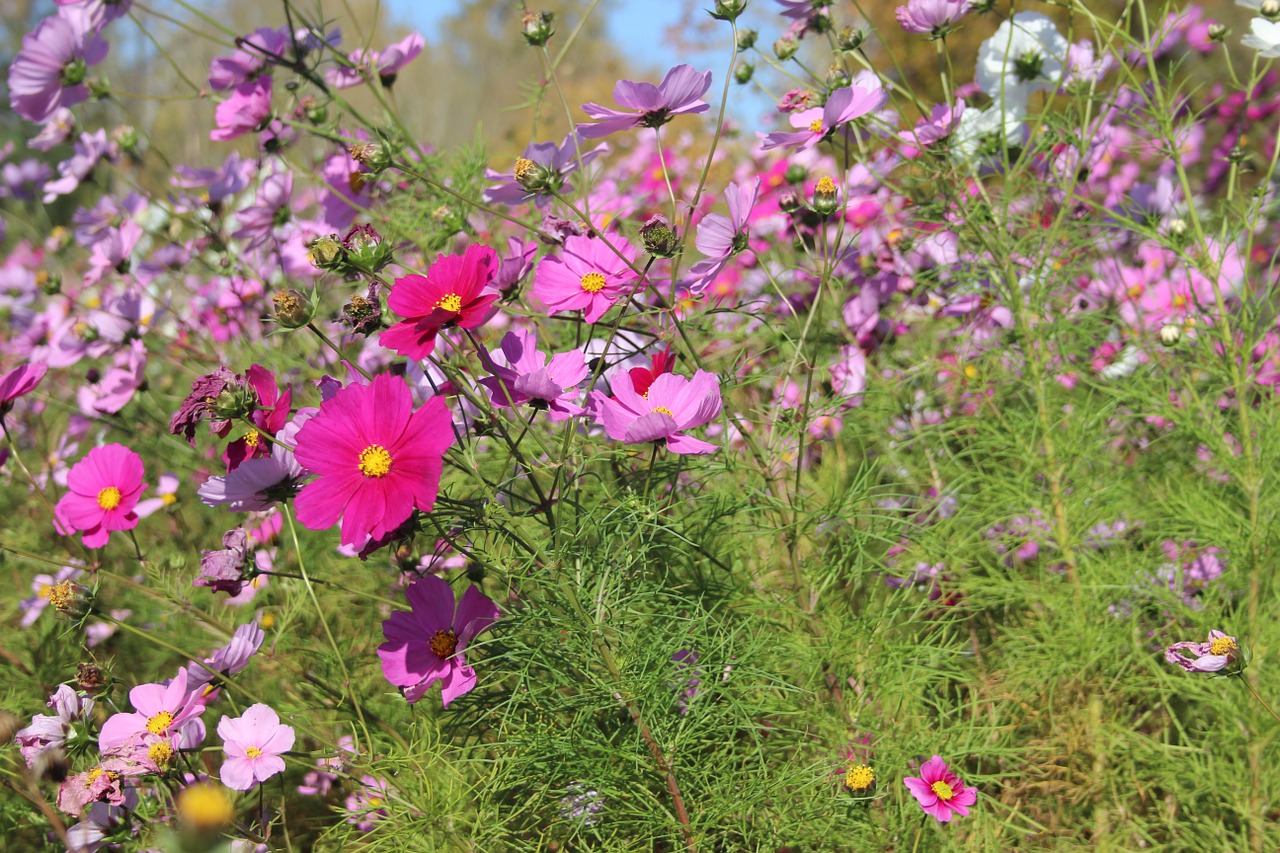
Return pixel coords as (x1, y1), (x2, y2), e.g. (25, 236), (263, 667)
(578, 65), (712, 138)
(8, 8), (109, 123)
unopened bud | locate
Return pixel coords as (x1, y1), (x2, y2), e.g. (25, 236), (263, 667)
(522, 11), (555, 46)
(784, 163), (808, 185)
(774, 36), (799, 61)
(734, 61), (755, 85)
(271, 288), (316, 329)
(838, 26), (865, 52)
(76, 662), (107, 692)
(825, 65), (851, 88)
(1264, 0), (1280, 20)
(348, 141), (390, 174)
(710, 0), (747, 22)
(778, 191), (802, 214)
(308, 234), (345, 271)
(736, 29), (758, 51)
(514, 157), (553, 192)
(1207, 23), (1228, 42)
(1160, 324), (1182, 347)
(812, 175), (840, 216)
(1167, 217), (1188, 242)
(113, 125), (139, 152)
(342, 223), (394, 272)
(639, 215), (678, 258)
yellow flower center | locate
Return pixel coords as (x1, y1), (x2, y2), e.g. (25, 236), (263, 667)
(86, 767), (105, 784)
(38, 584), (53, 600)
(146, 711), (175, 736)
(651, 406), (674, 417)
(816, 176), (836, 195)
(1209, 636), (1237, 656)
(244, 429), (260, 448)
(367, 796), (384, 808)
(245, 746), (263, 758)
(844, 764), (875, 791)
(260, 612), (276, 630)
(358, 444), (393, 478)
(580, 272), (607, 293)
(162, 492), (178, 506)
(97, 486), (122, 510)
(931, 780), (955, 800)
(47, 580), (76, 612)
(514, 158), (536, 180)
(177, 782), (235, 830)
(148, 741), (174, 766)
(429, 628), (458, 658)
(435, 293), (463, 313)
(809, 119), (824, 133)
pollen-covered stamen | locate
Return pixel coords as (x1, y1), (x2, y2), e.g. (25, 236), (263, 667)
(651, 406), (674, 417)
(844, 764), (875, 791)
(245, 746), (263, 758)
(358, 444), (392, 478)
(97, 486), (122, 510)
(808, 119), (824, 133)
(148, 741), (174, 767)
(930, 780), (955, 800)
(146, 711), (175, 736)
(1209, 636), (1237, 656)
(514, 158), (536, 181)
(815, 176), (837, 195)
(580, 272), (607, 293)
(435, 293), (463, 313)
(244, 429), (260, 448)
(429, 628), (458, 658)
(47, 580), (76, 612)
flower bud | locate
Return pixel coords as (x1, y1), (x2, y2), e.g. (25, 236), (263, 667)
(784, 163), (808, 185)
(36, 269), (61, 295)
(773, 36), (799, 61)
(837, 26), (865, 51)
(1207, 23), (1228, 42)
(46, 580), (92, 621)
(271, 288), (317, 329)
(825, 64), (851, 88)
(342, 223), (394, 272)
(1160, 324), (1182, 347)
(76, 662), (107, 693)
(710, 0), (747, 22)
(514, 157), (554, 192)
(736, 28), (758, 51)
(734, 61), (755, 85)
(522, 11), (555, 46)
(778, 191), (802, 214)
(348, 140), (391, 174)
(308, 234), (345, 271)
(639, 215), (678, 258)
(1264, 0), (1280, 20)
(113, 125), (139, 152)
(812, 175), (840, 217)
(1166, 217), (1188, 243)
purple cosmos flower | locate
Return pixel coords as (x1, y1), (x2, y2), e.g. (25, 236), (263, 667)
(493, 237), (539, 291)
(484, 133), (608, 208)
(377, 575), (500, 707)
(18, 564), (83, 627)
(42, 129), (116, 202)
(211, 75), (273, 142)
(198, 434), (309, 512)
(0, 361), (48, 417)
(195, 527), (251, 596)
(208, 26), (289, 90)
(76, 339), (146, 416)
(775, 1), (830, 21)
(97, 668), (207, 751)
(686, 179), (759, 295)
(1165, 630), (1239, 672)
(8, 8), (110, 123)
(1, 158), (53, 201)
(327, 33), (424, 89)
(217, 703), (295, 790)
(185, 622), (266, 694)
(172, 152), (254, 207)
(898, 98), (966, 151)
(57, 758), (135, 817)
(532, 233), (638, 324)
(14, 684), (94, 767)
(55, 0), (133, 24)
(29, 107), (76, 151)
(591, 370), (723, 455)
(1063, 39), (1115, 87)
(759, 72), (888, 151)
(895, 0), (973, 36)
(578, 64), (712, 138)
(233, 168), (292, 250)
(479, 327), (589, 420)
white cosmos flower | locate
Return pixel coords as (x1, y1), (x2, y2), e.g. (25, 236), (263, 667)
(976, 12), (1068, 104)
(951, 103), (1026, 161)
(1243, 18), (1280, 57)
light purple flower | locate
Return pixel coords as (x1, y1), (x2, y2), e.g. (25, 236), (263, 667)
(8, 8), (110, 123)
(134, 472), (179, 518)
(377, 575), (500, 707)
(172, 151), (254, 207)
(578, 64), (712, 139)
(895, 0), (973, 36)
(185, 621), (266, 694)
(19, 563), (83, 626)
(686, 179), (759, 294)
(327, 33), (424, 89)
(76, 339), (146, 416)
(898, 99), (966, 151)
(484, 133), (608, 208)
(208, 26), (289, 90)
(1165, 630), (1239, 672)
(55, 0), (133, 25)
(1, 158), (53, 201)
(759, 72), (888, 151)
(1063, 40), (1115, 87)
(479, 328), (589, 420)
(210, 76), (273, 142)
(29, 107), (76, 151)
(233, 168), (292, 250)
(591, 370), (723, 455)
(42, 129), (116, 202)
(14, 684), (94, 767)
(198, 413), (311, 512)
(217, 703), (294, 790)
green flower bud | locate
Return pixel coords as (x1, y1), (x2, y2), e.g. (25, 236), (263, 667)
(271, 288), (318, 329)
(522, 11), (555, 46)
(709, 0), (747, 22)
(734, 61), (755, 85)
(812, 175), (840, 217)
(308, 234), (345, 271)
(639, 215), (678, 258)
(736, 29), (758, 50)
(774, 36), (799, 61)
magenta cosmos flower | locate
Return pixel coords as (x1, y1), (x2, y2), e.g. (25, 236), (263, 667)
(578, 64), (713, 138)
(210, 75), (273, 142)
(8, 8), (109, 123)
(0, 360), (47, 416)
(903, 756), (978, 823)
(759, 72), (888, 151)
(293, 373), (455, 548)
(218, 703), (295, 790)
(382, 243), (500, 360)
(533, 234), (639, 324)
(896, 0), (973, 37)
(591, 370), (723, 455)
(54, 443), (147, 548)
(479, 327), (589, 420)
(377, 575), (500, 707)
(1165, 629), (1239, 672)
(98, 668), (206, 751)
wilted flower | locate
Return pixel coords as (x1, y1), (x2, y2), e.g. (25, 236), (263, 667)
(1165, 629), (1240, 672)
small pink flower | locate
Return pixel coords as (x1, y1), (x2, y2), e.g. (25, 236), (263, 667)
(217, 703), (295, 790)
(97, 668), (206, 752)
(533, 234), (638, 324)
(377, 575), (500, 707)
(210, 76), (273, 142)
(53, 443), (147, 548)
(1165, 629), (1239, 673)
(759, 72), (888, 152)
(478, 327), (589, 420)
(903, 755), (978, 822)
(591, 370), (722, 455)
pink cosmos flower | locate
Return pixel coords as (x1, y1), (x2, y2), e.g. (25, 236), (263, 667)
(759, 72), (888, 151)
(217, 703), (295, 790)
(382, 244), (500, 360)
(377, 575), (500, 707)
(53, 443), (147, 548)
(898, 99), (966, 152)
(903, 756), (978, 822)
(210, 76), (273, 142)
(98, 668), (206, 752)
(578, 64), (713, 138)
(479, 327), (589, 420)
(293, 374), (455, 548)
(1165, 629), (1239, 672)
(687, 179), (759, 295)
(15, 684), (94, 767)
(8, 8), (110, 123)
(0, 360), (47, 416)
(55, 0), (133, 25)
(591, 370), (723, 455)
(327, 33), (424, 89)
(895, 0), (973, 36)
(533, 234), (638, 324)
